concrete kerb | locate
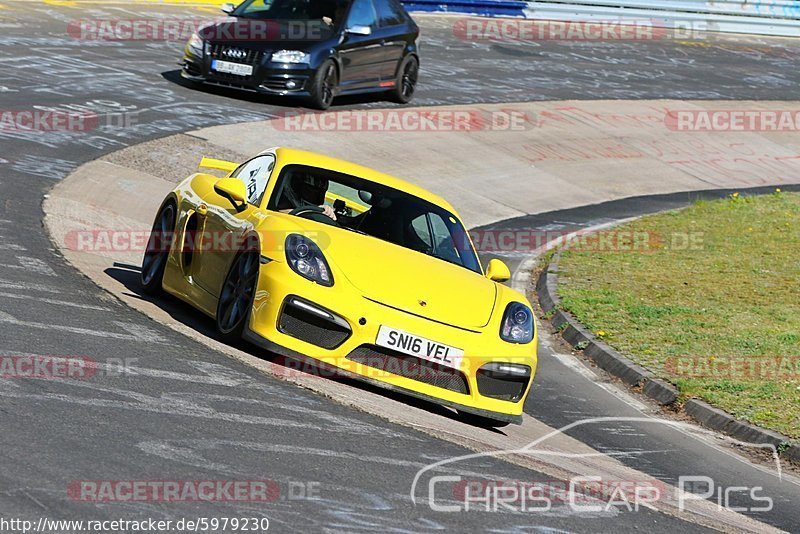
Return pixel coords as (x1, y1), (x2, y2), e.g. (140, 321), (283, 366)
(536, 245), (799, 465)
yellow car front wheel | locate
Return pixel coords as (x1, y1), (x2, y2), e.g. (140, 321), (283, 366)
(215, 243), (259, 342)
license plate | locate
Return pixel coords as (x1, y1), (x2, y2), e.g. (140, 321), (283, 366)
(376, 326), (463, 369)
(211, 59), (253, 76)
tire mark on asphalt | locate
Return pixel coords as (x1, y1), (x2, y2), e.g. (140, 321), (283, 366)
(0, 361), (418, 439)
(0, 291), (112, 311)
(0, 387), (331, 432)
(0, 312), (168, 342)
(0, 278), (62, 293)
(0, 256), (56, 276)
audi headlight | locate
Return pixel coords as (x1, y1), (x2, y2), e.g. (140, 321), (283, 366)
(500, 302), (534, 344)
(285, 234), (333, 286)
(271, 50), (310, 63)
(187, 32), (204, 56)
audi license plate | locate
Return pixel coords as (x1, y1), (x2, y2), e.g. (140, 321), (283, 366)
(211, 59), (253, 76)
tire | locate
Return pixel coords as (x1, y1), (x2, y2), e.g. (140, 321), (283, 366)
(141, 201), (176, 296)
(215, 238), (260, 343)
(389, 55), (418, 104)
(456, 410), (510, 429)
(307, 59), (338, 110)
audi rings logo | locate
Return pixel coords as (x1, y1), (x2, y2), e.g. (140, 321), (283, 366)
(222, 47), (247, 60)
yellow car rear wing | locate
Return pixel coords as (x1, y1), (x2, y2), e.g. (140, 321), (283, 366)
(198, 157), (238, 174)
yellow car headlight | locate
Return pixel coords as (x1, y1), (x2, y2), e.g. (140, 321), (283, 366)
(285, 234), (333, 287)
(500, 302), (533, 343)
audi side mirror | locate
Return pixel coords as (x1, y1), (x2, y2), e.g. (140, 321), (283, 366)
(221, 3), (236, 14)
(346, 25), (372, 36)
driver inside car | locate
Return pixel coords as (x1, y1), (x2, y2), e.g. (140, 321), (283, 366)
(277, 172), (337, 220)
(321, 0), (348, 28)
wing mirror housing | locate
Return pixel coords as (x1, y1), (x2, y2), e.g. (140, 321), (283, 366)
(214, 178), (247, 212)
(221, 2), (236, 14)
(346, 25), (372, 36)
(485, 258), (511, 282)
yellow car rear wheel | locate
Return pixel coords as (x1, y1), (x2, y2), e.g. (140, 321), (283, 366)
(141, 201), (176, 296)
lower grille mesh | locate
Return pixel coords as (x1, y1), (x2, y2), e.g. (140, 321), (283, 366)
(278, 302), (350, 349)
(476, 369), (529, 402)
(347, 345), (469, 394)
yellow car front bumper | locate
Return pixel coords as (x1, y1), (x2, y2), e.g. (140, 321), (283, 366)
(245, 258), (538, 424)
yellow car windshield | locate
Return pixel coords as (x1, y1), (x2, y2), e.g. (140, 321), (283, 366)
(268, 164), (482, 274)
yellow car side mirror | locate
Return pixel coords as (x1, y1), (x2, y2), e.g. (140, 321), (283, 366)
(214, 178), (247, 212)
(485, 258), (510, 282)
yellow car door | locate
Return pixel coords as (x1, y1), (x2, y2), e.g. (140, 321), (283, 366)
(193, 153), (276, 298)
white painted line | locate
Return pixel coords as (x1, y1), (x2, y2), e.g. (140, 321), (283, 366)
(0, 312), (166, 343)
(0, 256), (56, 276)
(0, 386), (322, 432)
(111, 365), (253, 387)
(0, 279), (61, 293)
(113, 321), (168, 344)
(0, 291), (111, 311)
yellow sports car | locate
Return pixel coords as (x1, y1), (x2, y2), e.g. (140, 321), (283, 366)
(141, 148), (537, 426)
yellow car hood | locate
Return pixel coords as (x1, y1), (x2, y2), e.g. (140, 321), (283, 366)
(327, 231), (497, 330)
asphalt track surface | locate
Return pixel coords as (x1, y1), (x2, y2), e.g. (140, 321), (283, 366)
(1, 1), (799, 532)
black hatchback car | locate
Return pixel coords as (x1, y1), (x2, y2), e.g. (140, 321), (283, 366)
(181, 0), (420, 109)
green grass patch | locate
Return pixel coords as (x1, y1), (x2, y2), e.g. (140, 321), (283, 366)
(556, 189), (800, 438)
